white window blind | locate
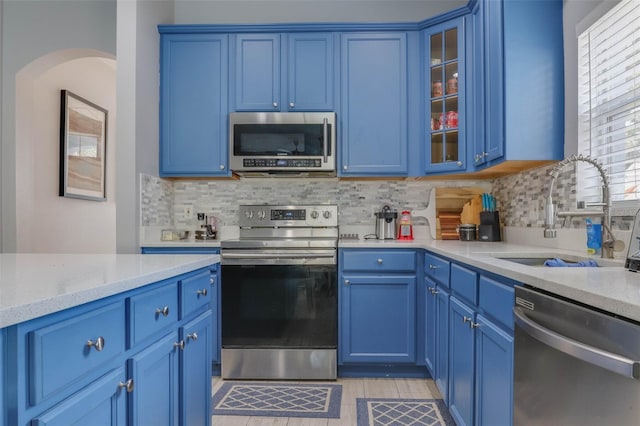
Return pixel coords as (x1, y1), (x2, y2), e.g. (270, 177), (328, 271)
(577, 0), (640, 205)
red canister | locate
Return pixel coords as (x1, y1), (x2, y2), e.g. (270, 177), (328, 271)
(432, 80), (443, 97)
(446, 111), (458, 128)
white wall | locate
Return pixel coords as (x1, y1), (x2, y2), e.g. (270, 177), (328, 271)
(1, 0), (116, 252)
(16, 58), (116, 253)
(173, 0), (467, 24)
(562, 0), (621, 156)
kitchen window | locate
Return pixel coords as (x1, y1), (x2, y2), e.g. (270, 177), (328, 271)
(577, 0), (640, 208)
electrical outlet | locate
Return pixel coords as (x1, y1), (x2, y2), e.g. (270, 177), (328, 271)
(184, 206), (193, 219)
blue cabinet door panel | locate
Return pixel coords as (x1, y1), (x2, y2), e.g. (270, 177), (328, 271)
(160, 34), (228, 176)
(32, 367), (127, 426)
(180, 311), (212, 426)
(341, 275), (416, 363)
(449, 296), (475, 426)
(210, 272), (220, 364)
(434, 285), (450, 404)
(1, 329), (5, 426)
(235, 34), (280, 111)
(288, 33), (334, 111)
(129, 331), (179, 426)
(180, 270), (212, 319)
(341, 33), (408, 175)
(478, 275), (514, 331)
(424, 277), (438, 377)
(450, 263), (478, 305)
(128, 282), (178, 347)
(475, 313), (513, 426)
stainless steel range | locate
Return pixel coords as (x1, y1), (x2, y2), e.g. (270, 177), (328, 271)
(220, 204), (338, 380)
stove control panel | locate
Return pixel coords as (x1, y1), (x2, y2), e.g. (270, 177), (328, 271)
(239, 204), (338, 228)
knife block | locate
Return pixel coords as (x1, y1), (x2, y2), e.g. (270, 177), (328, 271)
(479, 211), (501, 242)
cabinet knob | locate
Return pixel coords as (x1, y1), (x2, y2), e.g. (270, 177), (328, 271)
(344, 279), (350, 286)
(377, 258), (383, 264)
(457, 161), (463, 167)
(187, 332), (198, 342)
(272, 102), (278, 108)
(289, 102), (295, 108)
(220, 164), (225, 170)
(463, 316), (472, 323)
(428, 287), (439, 295)
(428, 264), (439, 270)
(470, 321), (480, 329)
(86, 336), (105, 352)
(174, 340), (185, 350)
(156, 306), (170, 317)
(210, 277), (215, 285)
(196, 288), (208, 296)
(118, 378), (134, 393)
(343, 165), (348, 171)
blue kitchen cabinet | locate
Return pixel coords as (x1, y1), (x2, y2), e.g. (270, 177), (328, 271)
(449, 296), (476, 426)
(339, 249), (417, 365)
(1, 329), (4, 426)
(340, 33), (410, 176)
(424, 17), (467, 174)
(141, 247), (219, 255)
(30, 367), (127, 426)
(180, 311), (212, 426)
(233, 33), (335, 111)
(424, 277), (438, 376)
(129, 331), (180, 426)
(159, 33), (229, 177)
(470, 0), (563, 169)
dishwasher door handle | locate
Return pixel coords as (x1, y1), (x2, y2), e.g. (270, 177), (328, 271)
(514, 306), (640, 380)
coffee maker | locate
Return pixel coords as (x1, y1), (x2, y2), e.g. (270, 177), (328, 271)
(375, 205), (398, 240)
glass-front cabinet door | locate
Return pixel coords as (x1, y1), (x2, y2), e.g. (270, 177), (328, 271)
(424, 18), (466, 173)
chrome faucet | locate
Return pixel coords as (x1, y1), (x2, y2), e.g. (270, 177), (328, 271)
(543, 154), (622, 258)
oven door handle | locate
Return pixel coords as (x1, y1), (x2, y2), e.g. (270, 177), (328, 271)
(222, 252), (335, 259)
(514, 306), (640, 379)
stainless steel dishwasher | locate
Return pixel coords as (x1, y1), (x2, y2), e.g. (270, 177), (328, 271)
(513, 285), (640, 426)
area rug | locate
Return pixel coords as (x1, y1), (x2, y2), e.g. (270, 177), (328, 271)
(212, 382), (342, 418)
(356, 398), (455, 426)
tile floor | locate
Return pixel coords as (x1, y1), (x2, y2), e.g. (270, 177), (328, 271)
(211, 377), (443, 425)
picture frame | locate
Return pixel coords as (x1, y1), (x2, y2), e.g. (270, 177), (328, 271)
(59, 90), (108, 201)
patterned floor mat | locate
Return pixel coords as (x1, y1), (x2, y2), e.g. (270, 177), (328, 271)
(212, 382), (342, 418)
(356, 398), (455, 426)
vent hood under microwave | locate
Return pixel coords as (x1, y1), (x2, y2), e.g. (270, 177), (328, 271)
(229, 112), (337, 177)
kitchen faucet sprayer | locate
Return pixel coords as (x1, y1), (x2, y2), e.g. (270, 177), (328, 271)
(543, 154), (622, 258)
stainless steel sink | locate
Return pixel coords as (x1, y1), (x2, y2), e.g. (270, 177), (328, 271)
(494, 254), (622, 267)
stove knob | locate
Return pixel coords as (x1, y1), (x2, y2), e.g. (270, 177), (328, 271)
(310, 211), (319, 219)
(244, 210), (254, 219)
(257, 210), (266, 220)
(323, 210), (332, 219)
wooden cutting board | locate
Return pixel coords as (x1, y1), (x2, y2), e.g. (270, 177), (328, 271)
(434, 187), (488, 239)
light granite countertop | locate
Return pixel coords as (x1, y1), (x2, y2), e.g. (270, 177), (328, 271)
(0, 254), (220, 328)
(340, 237), (640, 322)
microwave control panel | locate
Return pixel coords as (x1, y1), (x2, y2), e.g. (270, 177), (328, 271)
(242, 158), (322, 168)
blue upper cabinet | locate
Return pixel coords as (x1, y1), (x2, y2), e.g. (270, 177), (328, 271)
(340, 32), (410, 176)
(159, 33), (229, 177)
(470, 0), (564, 169)
(424, 18), (467, 174)
(233, 33), (335, 111)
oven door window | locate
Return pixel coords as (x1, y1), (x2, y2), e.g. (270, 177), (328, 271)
(232, 124), (332, 157)
(222, 264), (337, 349)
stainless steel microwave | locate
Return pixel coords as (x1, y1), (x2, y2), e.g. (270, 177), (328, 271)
(229, 112), (336, 177)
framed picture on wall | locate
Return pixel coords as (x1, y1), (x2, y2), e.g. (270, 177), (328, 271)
(59, 90), (108, 201)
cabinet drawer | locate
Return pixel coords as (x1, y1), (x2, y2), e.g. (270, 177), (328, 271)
(29, 301), (125, 405)
(479, 276), (515, 330)
(424, 253), (450, 286)
(450, 263), (478, 305)
(129, 281), (178, 346)
(342, 250), (416, 272)
(180, 270), (212, 319)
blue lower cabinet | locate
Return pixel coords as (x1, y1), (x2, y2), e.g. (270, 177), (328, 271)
(424, 277), (438, 376)
(449, 296), (476, 426)
(434, 285), (450, 404)
(475, 313), (513, 426)
(129, 331), (180, 426)
(340, 275), (416, 363)
(31, 367), (127, 426)
(180, 311), (212, 426)
(1, 329), (5, 426)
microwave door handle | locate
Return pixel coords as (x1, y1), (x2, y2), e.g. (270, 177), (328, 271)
(323, 117), (328, 163)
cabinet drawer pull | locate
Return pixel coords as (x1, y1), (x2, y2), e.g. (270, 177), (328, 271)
(187, 332), (198, 342)
(118, 378), (134, 393)
(86, 336), (105, 352)
(428, 287), (439, 295)
(196, 288), (208, 296)
(463, 316), (472, 323)
(470, 321), (480, 329)
(377, 258), (383, 265)
(428, 264), (439, 270)
(210, 277), (215, 285)
(174, 340), (185, 350)
(344, 279), (350, 286)
(272, 102), (278, 108)
(155, 306), (170, 317)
